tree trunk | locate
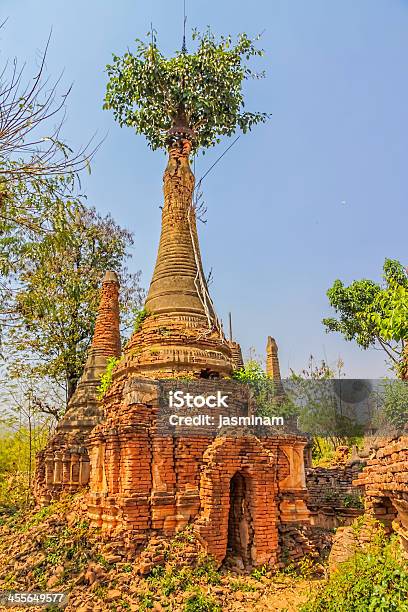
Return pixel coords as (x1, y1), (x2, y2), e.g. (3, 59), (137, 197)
(66, 375), (78, 404)
(402, 341), (408, 380)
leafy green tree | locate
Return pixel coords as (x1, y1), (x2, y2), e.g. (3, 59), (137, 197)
(104, 28), (269, 153)
(0, 175), (80, 276)
(287, 357), (363, 453)
(302, 524), (408, 612)
(323, 259), (408, 378)
(1, 192), (143, 403)
(103, 28), (269, 343)
(373, 379), (408, 434)
(233, 359), (298, 419)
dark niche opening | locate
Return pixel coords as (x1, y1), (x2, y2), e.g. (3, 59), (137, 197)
(199, 369), (220, 379)
(227, 471), (254, 567)
(373, 496), (398, 536)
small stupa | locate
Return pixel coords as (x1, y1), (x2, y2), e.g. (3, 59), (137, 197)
(34, 271), (121, 504)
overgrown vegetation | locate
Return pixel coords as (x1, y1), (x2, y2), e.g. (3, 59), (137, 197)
(302, 532), (408, 612)
(0, 495), (98, 594)
(1, 193), (142, 404)
(184, 591), (222, 612)
(232, 359), (298, 419)
(146, 558), (220, 601)
(0, 376), (56, 512)
(104, 28), (269, 153)
(286, 356), (368, 457)
(97, 356), (120, 400)
(374, 378), (408, 433)
(0, 494), (327, 610)
(133, 307), (149, 332)
(342, 492), (364, 509)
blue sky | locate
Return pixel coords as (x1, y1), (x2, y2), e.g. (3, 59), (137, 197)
(1, 0), (407, 377)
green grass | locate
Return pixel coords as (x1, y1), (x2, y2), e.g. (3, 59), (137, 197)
(184, 591), (222, 612)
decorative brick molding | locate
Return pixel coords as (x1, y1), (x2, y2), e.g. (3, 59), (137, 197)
(86, 373), (311, 566)
(228, 340), (244, 371)
(194, 435), (279, 566)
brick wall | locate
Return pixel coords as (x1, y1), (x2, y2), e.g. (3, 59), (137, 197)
(306, 463), (366, 527)
(354, 436), (408, 555)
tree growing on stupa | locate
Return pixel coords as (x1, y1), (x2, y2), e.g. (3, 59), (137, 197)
(104, 28), (269, 152)
(103, 29), (269, 356)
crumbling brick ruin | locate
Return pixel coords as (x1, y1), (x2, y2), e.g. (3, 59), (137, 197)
(306, 463), (365, 528)
(35, 135), (312, 568)
(34, 271), (121, 505)
(354, 436), (408, 556)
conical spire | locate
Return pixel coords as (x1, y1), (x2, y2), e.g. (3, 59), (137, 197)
(90, 270), (121, 357)
(145, 140), (215, 322)
(266, 336), (284, 396)
(34, 271), (122, 504)
(125, 139), (233, 378)
(56, 271), (121, 435)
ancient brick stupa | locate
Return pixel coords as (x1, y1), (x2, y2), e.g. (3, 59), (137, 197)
(35, 271), (121, 504)
(85, 136), (310, 567)
(36, 134), (311, 568)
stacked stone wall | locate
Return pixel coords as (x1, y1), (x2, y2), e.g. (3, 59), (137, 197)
(305, 464), (365, 528)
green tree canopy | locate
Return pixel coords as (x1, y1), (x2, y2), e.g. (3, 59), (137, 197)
(1, 184), (143, 403)
(288, 357), (363, 450)
(0, 175), (79, 269)
(323, 259), (408, 377)
(104, 29), (269, 152)
(374, 378), (408, 434)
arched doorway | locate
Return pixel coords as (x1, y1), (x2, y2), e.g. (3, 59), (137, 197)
(194, 436), (279, 567)
(227, 471), (254, 566)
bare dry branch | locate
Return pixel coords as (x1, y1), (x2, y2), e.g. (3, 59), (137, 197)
(0, 30), (101, 185)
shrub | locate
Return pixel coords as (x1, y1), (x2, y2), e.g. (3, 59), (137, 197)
(193, 556), (221, 585)
(232, 360), (298, 419)
(184, 591), (222, 612)
(251, 564), (269, 580)
(301, 536), (408, 612)
(133, 307), (149, 333)
(138, 594), (154, 610)
(343, 492), (364, 509)
(97, 356), (120, 399)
